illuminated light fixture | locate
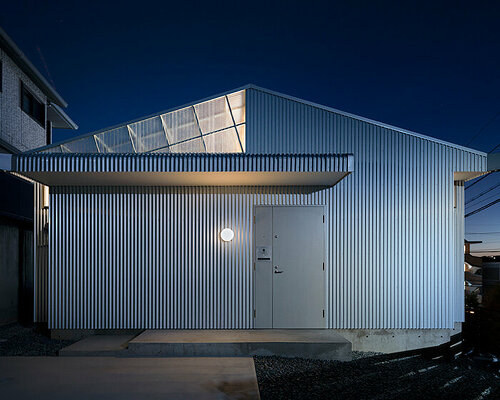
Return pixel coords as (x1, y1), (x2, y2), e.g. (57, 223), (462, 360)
(220, 228), (234, 242)
(42, 186), (49, 209)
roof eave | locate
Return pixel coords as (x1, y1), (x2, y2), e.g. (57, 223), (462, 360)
(0, 27), (68, 108)
(0, 137), (21, 154)
(47, 103), (78, 130)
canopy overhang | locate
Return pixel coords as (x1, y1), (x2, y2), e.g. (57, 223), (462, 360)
(16, 171), (349, 187)
(1, 153), (354, 187)
(47, 103), (79, 130)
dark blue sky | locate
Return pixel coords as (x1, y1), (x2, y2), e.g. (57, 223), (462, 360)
(1, 0), (499, 252)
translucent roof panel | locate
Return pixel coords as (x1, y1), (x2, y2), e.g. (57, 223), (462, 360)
(95, 127), (134, 153)
(236, 124), (246, 152)
(33, 89), (246, 155)
(169, 137), (206, 153)
(161, 107), (200, 145)
(227, 91), (245, 125)
(128, 116), (168, 153)
(150, 146), (170, 154)
(194, 96), (234, 134)
(61, 136), (99, 153)
(203, 127), (242, 153)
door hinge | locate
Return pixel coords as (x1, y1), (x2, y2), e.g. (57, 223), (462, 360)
(322, 262), (325, 271)
(253, 215), (255, 224)
(323, 309), (325, 318)
(253, 309), (256, 318)
(323, 215), (325, 223)
(253, 262), (256, 271)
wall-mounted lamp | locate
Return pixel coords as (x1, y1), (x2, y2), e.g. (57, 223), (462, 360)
(42, 186), (49, 209)
(220, 228), (234, 242)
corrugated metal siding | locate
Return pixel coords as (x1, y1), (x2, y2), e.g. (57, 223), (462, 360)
(34, 183), (48, 323)
(245, 88), (486, 329)
(48, 186), (328, 329)
(15, 153), (352, 173)
(36, 88), (487, 329)
(454, 182), (465, 323)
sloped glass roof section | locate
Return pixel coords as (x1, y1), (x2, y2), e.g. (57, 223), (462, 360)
(37, 90), (246, 154)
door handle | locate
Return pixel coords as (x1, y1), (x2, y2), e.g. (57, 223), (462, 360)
(274, 266), (283, 274)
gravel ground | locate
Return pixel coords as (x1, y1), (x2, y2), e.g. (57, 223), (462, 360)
(2, 322), (499, 399)
(255, 353), (500, 400)
(0, 323), (74, 356)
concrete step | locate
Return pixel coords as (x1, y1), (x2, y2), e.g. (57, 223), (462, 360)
(59, 334), (137, 357)
(127, 329), (352, 360)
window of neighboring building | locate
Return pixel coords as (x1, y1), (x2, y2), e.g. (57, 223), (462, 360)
(46, 121), (52, 145)
(20, 81), (45, 127)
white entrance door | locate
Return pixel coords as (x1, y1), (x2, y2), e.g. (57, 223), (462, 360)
(255, 206), (326, 328)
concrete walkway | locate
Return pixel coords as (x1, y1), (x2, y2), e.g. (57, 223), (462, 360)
(0, 356), (260, 399)
(128, 329), (352, 360)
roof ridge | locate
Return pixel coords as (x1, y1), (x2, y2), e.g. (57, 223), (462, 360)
(26, 84), (487, 157)
(0, 27), (67, 108)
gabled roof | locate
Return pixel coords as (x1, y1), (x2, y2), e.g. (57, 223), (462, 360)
(25, 84), (486, 156)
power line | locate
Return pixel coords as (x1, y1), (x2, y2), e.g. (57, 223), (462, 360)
(465, 232), (500, 236)
(36, 46), (57, 89)
(465, 188), (500, 209)
(465, 109), (500, 146)
(466, 172), (492, 190)
(466, 231), (500, 234)
(463, 109), (500, 189)
(465, 198), (500, 218)
(465, 182), (500, 204)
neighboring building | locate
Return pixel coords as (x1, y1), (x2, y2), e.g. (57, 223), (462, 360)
(464, 240), (483, 304)
(0, 27), (77, 325)
(483, 256), (500, 297)
(1, 85), (496, 352)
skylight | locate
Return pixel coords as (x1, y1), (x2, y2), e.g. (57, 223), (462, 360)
(38, 90), (246, 154)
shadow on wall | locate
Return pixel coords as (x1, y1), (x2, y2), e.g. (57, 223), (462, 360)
(0, 172), (34, 326)
(0, 221), (33, 326)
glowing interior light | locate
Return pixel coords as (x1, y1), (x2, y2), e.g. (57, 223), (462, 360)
(220, 228), (234, 242)
(42, 186), (49, 209)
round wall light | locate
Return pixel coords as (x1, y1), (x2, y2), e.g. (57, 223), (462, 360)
(220, 228), (234, 242)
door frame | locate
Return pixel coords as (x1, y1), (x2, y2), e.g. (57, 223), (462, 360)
(253, 205), (327, 328)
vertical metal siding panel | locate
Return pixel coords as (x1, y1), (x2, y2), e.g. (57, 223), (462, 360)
(48, 184), (333, 329)
(29, 89), (485, 330)
(245, 88), (486, 329)
(454, 181), (465, 323)
(34, 183), (49, 324)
